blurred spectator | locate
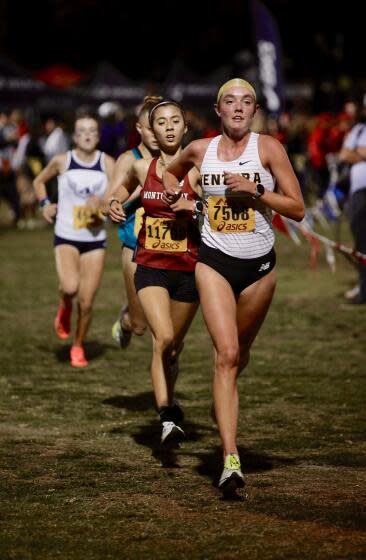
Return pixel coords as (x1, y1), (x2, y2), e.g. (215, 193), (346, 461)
(338, 101), (366, 304)
(98, 101), (127, 158)
(0, 111), (20, 225)
(287, 112), (310, 199)
(8, 108), (29, 139)
(39, 114), (70, 202)
(11, 121), (45, 229)
(40, 114), (69, 162)
(184, 109), (219, 145)
(307, 112), (333, 198)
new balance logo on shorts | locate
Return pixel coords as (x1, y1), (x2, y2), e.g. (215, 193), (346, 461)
(258, 262), (270, 272)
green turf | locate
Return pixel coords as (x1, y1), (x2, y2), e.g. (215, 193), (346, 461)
(0, 222), (365, 559)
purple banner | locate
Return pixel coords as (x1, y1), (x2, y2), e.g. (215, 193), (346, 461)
(251, 0), (284, 116)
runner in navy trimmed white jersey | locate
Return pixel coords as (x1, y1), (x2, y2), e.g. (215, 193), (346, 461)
(33, 109), (115, 368)
(105, 96), (162, 348)
(105, 100), (202, 447)
(163, 79), (305, 492)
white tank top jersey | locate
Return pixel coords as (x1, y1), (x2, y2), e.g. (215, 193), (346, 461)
(55, 150), (108, 242)
(200, 132), (275, 259)
(344, 123), (366, 196)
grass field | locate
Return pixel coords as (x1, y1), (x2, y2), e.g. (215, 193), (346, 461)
(0, 222), (365, 559)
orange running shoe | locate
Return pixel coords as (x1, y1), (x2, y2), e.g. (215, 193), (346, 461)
(54, 302), (72, 340)
(70, 345), (88, 368)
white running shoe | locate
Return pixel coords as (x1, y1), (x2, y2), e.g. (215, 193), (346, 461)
(218, 454), (245, 491)
(161, 421), (185, 446)
(344, 285), (360, 300)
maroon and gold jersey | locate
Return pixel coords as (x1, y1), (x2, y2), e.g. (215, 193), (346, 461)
(135, 158), (200, 271)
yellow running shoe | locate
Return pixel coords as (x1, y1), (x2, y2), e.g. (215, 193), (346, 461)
(218, 453), (245, 492)
(111, 305), (132, 349)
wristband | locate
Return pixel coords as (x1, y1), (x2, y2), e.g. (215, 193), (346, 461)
(39, 197), (51, 208)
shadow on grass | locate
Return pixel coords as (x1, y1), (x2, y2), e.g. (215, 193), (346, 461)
(194, 446), (298, 489)
(38, 340), (111, 363)
(132, 418), (209, 468)
(103, 391), (155, 411)
(103, 392), (209, 468)
(102, 391), (187, 412)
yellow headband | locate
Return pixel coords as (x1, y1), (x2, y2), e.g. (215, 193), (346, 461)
(216, 78), (256, 104)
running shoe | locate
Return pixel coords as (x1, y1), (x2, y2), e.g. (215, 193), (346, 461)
(70, 345), (88, 368)
(218, 453), (245, 492)
(111, 305), (132, 348)
(111, 320), (122, 343)
(344, 285), (360, 300)
(161, 421), (185, 447)
(54, 301), (72, 340)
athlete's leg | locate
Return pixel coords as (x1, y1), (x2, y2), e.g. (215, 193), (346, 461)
(137, 286), (175, 408)
(121, 246), (146, 335)
(74, 248), (105, 347)
(54, 244), (80, 338)
(236, 268), (277, 372)
(195, 262), (239, 457)
(166, 299), (199, 402)
(55, 244), (80, 303)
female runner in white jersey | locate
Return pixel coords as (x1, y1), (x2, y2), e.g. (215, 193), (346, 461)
(33, 110), (115, 368)
(163, 79), (305, 493)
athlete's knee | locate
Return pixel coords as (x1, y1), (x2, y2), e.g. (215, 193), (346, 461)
(216, 344), (240, 370)
(130, 319), (146, 336)
(130, 313), (146, 336)
(61, 284), (78, 299)
(153, 332), (174, 354)
(78, 296), (93, 315)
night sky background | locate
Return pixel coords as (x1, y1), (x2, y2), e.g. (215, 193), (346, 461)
(0, 0), (361, 85)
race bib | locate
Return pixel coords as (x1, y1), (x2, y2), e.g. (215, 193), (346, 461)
(207, 196), (255, 233)
(134, 207), (145, 237)
(73, 206), (103, 229)
(144, 216), (187, 252)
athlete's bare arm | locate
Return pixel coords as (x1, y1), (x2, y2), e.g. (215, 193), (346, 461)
(104, 151), (139, 202)
(169, 167), (202, 213)
(33, 153), (67, 223)
(105, 158), (151, 223)
(224, 135), (305, 222)
(163, 139), (210, 196)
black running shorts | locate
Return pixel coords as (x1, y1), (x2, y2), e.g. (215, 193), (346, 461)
(134, 265), (199, 303)
(198, 242), (276, 295)
(54, 235), (106, 254)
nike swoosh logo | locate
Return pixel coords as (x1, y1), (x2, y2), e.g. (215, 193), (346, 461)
(239, 160), (251, 165)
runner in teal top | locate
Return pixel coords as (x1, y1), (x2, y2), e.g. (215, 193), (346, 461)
(117, 147), (143, 249)
(105, 96), (162, 347)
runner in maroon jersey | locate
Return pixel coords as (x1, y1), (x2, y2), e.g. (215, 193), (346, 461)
(105, 100), (203, 447)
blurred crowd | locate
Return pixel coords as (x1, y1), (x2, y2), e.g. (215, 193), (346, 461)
(0, 95), (363, 229)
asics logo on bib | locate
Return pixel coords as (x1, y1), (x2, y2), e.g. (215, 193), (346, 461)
(258, 262), (270, 272)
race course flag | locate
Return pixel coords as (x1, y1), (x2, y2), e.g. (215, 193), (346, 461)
(298, 223), (366, 267)
(272, 212), (301, 245)
(251, 0), (284, 117)
(273, 212), (366, 268)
